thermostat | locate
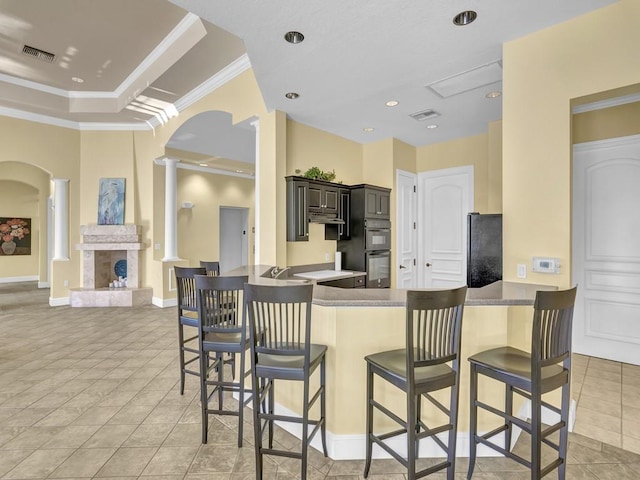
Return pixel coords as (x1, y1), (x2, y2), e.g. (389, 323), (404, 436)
(532, 257), (560, 274)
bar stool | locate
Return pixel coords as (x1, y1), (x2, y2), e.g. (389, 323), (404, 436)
(364, 286), (467, 480)
(200, 260), (221, 276)
(174, 266), (206, 395)
(195, 274), (251, 446)
(467, 286), (577, 480)
(244, 283), (327, 480)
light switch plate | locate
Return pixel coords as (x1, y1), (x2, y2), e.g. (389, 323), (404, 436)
(517, 264), (527, 278)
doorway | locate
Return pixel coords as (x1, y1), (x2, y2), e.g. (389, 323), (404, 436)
(220, 206), (249, 273)
(572, 134), (640, 365)
(396, 166), (474, 288)
(417, 166), (474, 287)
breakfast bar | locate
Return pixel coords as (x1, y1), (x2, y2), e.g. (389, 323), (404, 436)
(225, 265), (559, 460)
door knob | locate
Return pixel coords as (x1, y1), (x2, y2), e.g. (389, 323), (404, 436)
(425, 262), (432, 267)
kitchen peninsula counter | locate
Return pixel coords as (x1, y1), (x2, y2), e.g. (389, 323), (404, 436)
(224, 265), (561, 460)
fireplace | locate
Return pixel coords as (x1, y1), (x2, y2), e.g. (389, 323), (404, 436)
(70, 224), (152, 307)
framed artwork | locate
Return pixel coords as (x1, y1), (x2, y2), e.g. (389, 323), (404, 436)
(0, 217), (31, 255)
(97, 178), (125, 225)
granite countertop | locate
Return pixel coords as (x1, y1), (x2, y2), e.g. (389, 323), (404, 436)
(221, 265), (556, 308)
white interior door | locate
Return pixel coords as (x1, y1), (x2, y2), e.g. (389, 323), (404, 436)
(572, 134), (640, 365)
(396, 170), (417, 288)
(220, 207), (248, 273)
(418, 166), (473, 288)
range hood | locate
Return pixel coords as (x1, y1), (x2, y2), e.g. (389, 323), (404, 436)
(309, 213), (345, 225)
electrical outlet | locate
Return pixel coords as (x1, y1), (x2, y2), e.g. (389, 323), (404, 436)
(154, 243), (161, 250)
(325, 252), (330, 261)
(63, 279), (69, 287)
(517, 264), (526, 279)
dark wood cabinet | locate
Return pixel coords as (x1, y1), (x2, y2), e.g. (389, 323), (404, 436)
(338, 188), (351, 240)
(286, 178), (309, 241)
(318, 274), (365, 288)
(364, 187), (390, 219)
(349, 185), (392, 221)
(308, 183), (339, 215)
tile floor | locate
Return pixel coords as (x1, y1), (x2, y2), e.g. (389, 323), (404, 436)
(1, 282), (640, 480)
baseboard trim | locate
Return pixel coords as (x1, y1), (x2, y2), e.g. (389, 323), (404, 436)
(0, 275), (38, 284)
(49, 296), (70, 306)
(152, 296), (177, 308)
(233, 395), (574, 460)
(38, 281), (50, 288)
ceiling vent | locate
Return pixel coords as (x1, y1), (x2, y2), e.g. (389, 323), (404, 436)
(22, 45), (56, 63)
(409, 109), (440, 121)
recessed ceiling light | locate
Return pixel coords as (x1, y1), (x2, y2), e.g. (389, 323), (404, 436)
(363, 127), (375, 132)
(426, 124), (439, 129)
(235, 169), (244, 173)
(284, 31), (305, 44)
(71, 76), (84, 83)
(199, 163), (208, 167)
(285, 92), (299, 99)
(486, 91), (502, 99)
(453, 10), (477, 26)
(385, 100), (399, 107)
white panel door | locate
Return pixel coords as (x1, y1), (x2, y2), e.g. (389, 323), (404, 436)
(396, 170), (417, 288)
(573, 135), (640, 365)
(418, 166), (474, 288)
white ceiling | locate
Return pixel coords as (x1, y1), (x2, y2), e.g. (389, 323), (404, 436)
(0, 0), (619, 161)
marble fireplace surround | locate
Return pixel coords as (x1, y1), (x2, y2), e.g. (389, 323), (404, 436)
(70, 224), (152, 307)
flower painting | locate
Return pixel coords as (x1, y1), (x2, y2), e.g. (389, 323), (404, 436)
(0, 217), (31, 255)
(97, 178), (125, 225)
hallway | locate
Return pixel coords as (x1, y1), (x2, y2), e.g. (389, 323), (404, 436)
(1, 282), (639, 479)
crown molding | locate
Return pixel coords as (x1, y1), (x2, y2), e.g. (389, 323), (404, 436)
(174, 53), (252, 112)
(0, 106), (80, 129)
(572, 92), (640, 114)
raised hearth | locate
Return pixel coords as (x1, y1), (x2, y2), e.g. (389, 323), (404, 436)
(70, 224), (152, 307)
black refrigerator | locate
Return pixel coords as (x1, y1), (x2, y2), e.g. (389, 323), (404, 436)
(467, 213), (502, 288)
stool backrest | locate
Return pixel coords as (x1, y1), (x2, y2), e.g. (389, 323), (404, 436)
(406, 286), (467, 377)
(195, 274), (248, 334)
(244, 283), (314, 357)
(175, 266), (207, 312)
(200, 261), (221, 277)
(532, 287), (577, 369)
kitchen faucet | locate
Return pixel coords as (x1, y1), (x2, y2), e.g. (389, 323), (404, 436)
(270, 266), (290, 279)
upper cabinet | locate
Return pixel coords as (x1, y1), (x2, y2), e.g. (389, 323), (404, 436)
(308, 183), (339, 215)
(351, 185), (391, 220)
(286, 177), (309, 242)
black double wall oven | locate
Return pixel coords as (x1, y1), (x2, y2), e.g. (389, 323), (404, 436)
(338, 185), (392, 288)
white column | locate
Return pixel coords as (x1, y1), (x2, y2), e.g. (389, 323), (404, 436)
(163, 158), (180, 261)
(251, 119), (260, 264)
(52, 178), (69, 260)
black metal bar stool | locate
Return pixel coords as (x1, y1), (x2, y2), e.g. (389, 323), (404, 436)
(467, 286), (577, 480)
(244, 283), (327, 480)
(364, 286), (467, 480)
(195, 274), (251, 446)
(174, 266), (206, 395)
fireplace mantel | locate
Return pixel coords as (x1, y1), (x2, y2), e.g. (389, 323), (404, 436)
(70, 224), (152, 307)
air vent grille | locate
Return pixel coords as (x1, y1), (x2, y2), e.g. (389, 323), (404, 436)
(409, 109), (440, 121)
(22, 45), (56, 63)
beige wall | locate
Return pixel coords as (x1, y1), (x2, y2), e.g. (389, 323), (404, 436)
(573, 101), (640, 144)
(416, 133), (492, 213)
(176, 169), (255, 265)
(502, 0), (640, 287)
(0, 117), (81, 299)
(285, 120), (363, 266)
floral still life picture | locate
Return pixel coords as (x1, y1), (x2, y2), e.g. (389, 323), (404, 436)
(97, 178), (125, 225)
(0, 218), (31, 255)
